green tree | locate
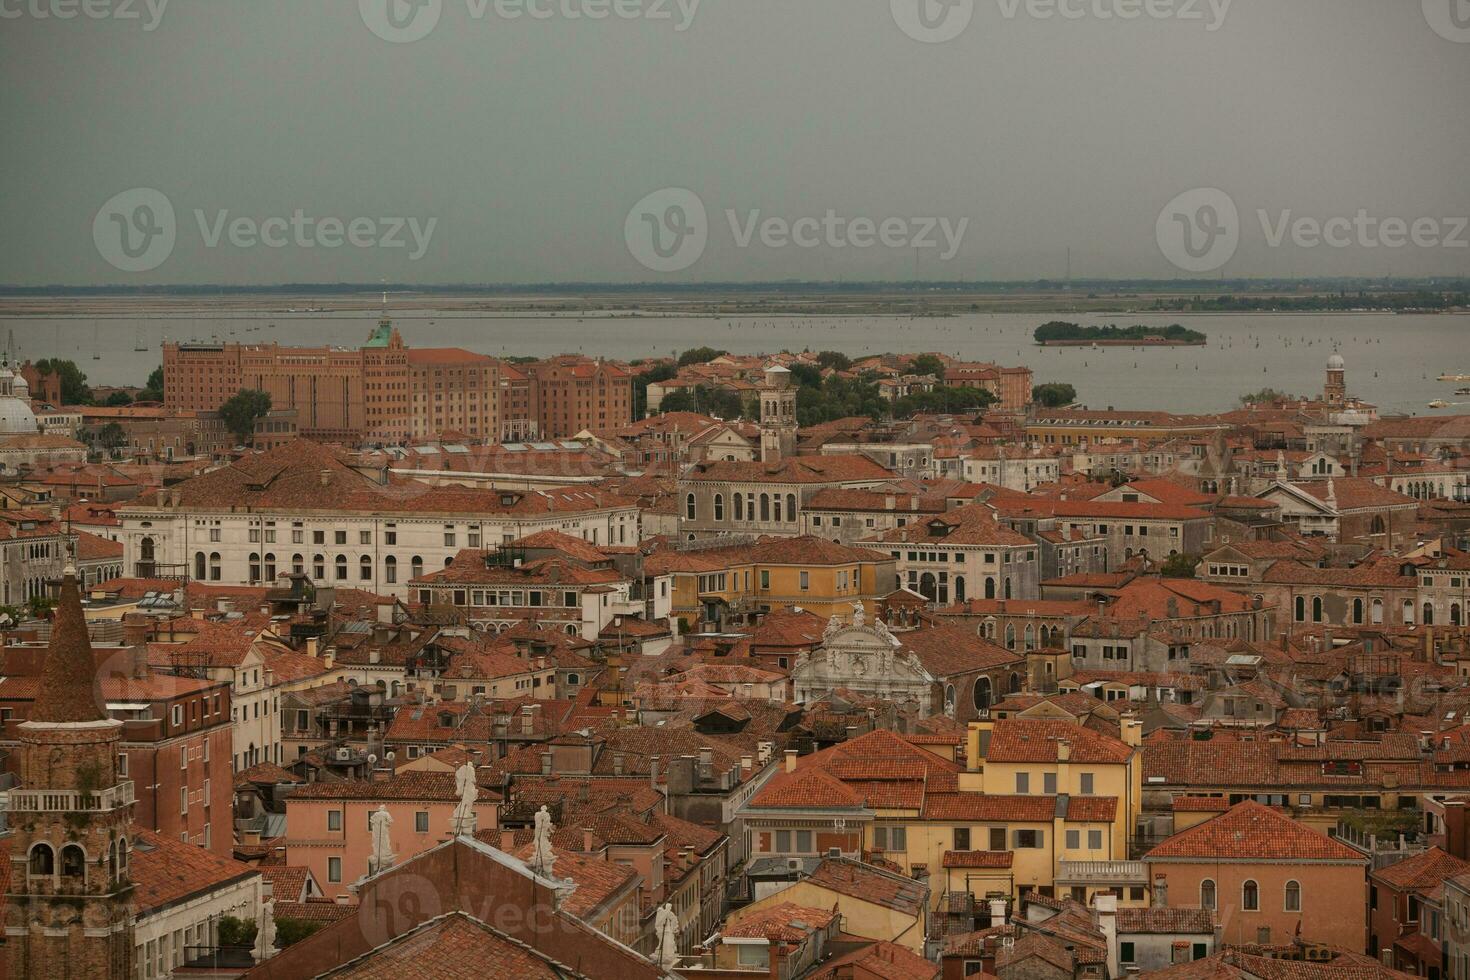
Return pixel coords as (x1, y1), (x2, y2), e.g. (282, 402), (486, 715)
(34, 358), (92, 404)
(26, 595), (55, 619)
(1033, 383), (1077, 408)
(219, 389), (272, 445)
(633, 362), (677, 419)
(815, 351), (852, 371)
(93, 422), (127, 457)
(1239, 388), (1288, 405)
(274, 918), (324, 949)
(677, 346), (726, 367)
(104, 391), (133, 406)
(788, 363), (824, 389)
(795, 375), (887, 427)
(1160, 553), (1199, 579)
(909, 354), (945, 379)
(217, 915), (258, 949)
(140, 366), (164, 402)
(892, 386), (996, 418)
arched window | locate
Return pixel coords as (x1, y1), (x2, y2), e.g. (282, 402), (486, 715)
(60, 845), (85, 878)
(292, 553), (304, 574)
(1311, 596), (1323, 623)
(264, 553), (277, 581)
(108, 840), (118, 881)
(209, 552), (221, 580)
(713, 494), (724, 522)
(314, 554), (326, 579)
(28, 843), (54, 876)
(1242, 879), (1259, 911)
(1454, 604), (1463, 627)
(760, 494), (770, 522)
(1284, 879), (1301, 912)
(985, 577), (996, 600)
(954, 576), (966, 603)
(1004, 579), (1012, 600)
(734, 493), (744, 521)
(194, 552), (206, 580)
(943, 685), (956, 715)
(411, 556), (424, 579)
(1294, 596), (1306, 622)
(1403, 600), (1415, 625)
(335, 555), (348, 580)
(785, 494), (797, 521)
(1004, 625), (1016, 650)
(773, 496), (783, 523)
(1008, 672), (1022, 694)
(384, 555), (398, 584)
(1200, 879), (1216, 910)
(1023, 624), (1035, 651)
(1424, 602), (1434, 626)
(360, 555), (373, 580)
(973, 676), (992, 712)
(249, 552), (261, 582)
(1371, 598), (1384, 624)
(117, 837), (128, 873)
(685, 493), (696, 521)
(1352, 598), (1364, 624)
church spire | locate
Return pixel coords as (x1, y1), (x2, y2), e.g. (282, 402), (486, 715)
(32, 567), (106, 724)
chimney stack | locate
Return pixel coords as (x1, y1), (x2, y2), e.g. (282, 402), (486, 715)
(784, 749), (798, 774)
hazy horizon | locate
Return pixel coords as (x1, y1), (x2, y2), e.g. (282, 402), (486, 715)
(4, 0), (1468, 286)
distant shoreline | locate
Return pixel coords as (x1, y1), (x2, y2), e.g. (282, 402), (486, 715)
(1038, 339), (1209, 347)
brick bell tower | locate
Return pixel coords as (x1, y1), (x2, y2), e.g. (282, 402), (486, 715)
(5, 564), (135, 979)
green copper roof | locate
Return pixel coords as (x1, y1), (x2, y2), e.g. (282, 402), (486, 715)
(364, 319), (394, 348)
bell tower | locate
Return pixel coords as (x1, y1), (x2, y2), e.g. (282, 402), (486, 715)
(759, 364), (797, 463)
(5, 565), (135, 979)
(1324, 354), (1347, 408)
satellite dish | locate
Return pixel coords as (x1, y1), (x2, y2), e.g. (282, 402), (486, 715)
(367, 753), (377, 765)
(386, 751), (396, 761)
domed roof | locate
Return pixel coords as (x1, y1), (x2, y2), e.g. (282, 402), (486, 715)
(0, 367), (38, 436)
(1327, 354), (1345, 370)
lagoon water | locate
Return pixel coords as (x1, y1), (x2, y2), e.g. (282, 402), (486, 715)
(8, 310), (1470, 417)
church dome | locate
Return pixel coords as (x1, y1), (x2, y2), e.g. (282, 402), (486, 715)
(0, 367), (39, 435)
(1326, 354), (1345, 371)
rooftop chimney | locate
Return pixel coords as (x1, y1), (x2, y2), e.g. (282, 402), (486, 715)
(784, 749), (798, 774)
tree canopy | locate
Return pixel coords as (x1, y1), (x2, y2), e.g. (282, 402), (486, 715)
(1033, 382), (1077, 408)
(219, 389), (272, 445)
(140, 366), (164, 402)
(909, 354), (945, 379)
(677, 346), (726, 367)
(34, 358), (92, 404)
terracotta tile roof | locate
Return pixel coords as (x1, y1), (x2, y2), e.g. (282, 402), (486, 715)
(493, 840), (636, 920)
(324, 911), (570, 979)
(129, 827), (258, 913)
(725, 902), (838, 942)
(1115, 907), (1214, 934)
(259, 865), (312, 902)
(1371, 847), (1470, 892)
(895, 624), (1024, 677)
(942, 850), (1013, 869)
(686, 455), (894, 485)
(748, 767), (866, 809)
(985, 719), (1133, 765)
(1171, 796), (1231, 812)
(807, 941), (940, 980)
(273, 898), (356, 924)
(804, 859), (928, 916)
(287, 770), (500, 803)
(235, 761), (305, 789)
(1145, 801), (1365, 863)
(874, 504), (1032, 547)
(30, 571), (107, 723)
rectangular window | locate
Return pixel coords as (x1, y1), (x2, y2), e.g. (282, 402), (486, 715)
(1088, 829), (1103, 849)
(328, 810), (342, 832)
(415, 811), (429, 833)
(180, 787), (188, 815)
(1121, 942), (1135, 964)
(775, 830), (791, 853)
(1043, 772), (1057, 794)
(1066, 829), (1080, 849)
(799, 571), (809, 591)
(1080, 773), (1094, 795)
(989, 828), (1006, 851)
(1016, 772), (1029, 793)
(328, 857), (342, 883)
(954, 828), (970, 851)
(1013, 829), (1042, 849)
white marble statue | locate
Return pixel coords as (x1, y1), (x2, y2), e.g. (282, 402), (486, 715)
(851, 600), (866, 628)
(823, 614), (842, 638)
(254, 897), (277, 961)
(451, 760), (478, 835)
(369, 805), (395, 873)
(654, 901), (680, 967)
(531, 804), (556, 875)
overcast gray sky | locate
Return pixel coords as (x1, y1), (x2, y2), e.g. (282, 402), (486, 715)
(2, 0), (1468, 284)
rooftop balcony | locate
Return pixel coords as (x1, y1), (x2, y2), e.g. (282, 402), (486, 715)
(8, 780), (136, 814)
(1056, 860), (1148, 886)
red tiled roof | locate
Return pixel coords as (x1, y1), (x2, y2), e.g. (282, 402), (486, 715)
(942, 850), (1014, 869)
(985, 719), (1133, 765)
(1145, 801), (1365, 863)
(130, 827), (258, 913)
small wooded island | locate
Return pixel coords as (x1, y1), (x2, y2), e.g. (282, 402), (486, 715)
(1034, 321), (1208, 347)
